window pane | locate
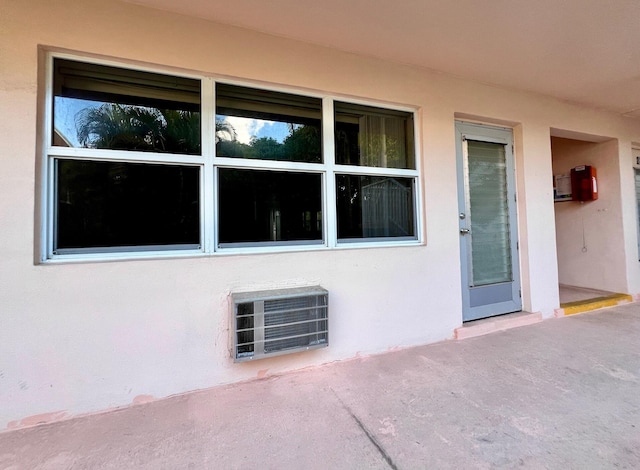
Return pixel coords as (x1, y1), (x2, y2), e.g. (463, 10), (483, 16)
(218, 168), (322, 244)
(56, 160), (200, 250)
(216, 84), (322, 163)
(53, 59), (201, 155)
(335, 102), (415, 169)
(336, 175), (415, 239)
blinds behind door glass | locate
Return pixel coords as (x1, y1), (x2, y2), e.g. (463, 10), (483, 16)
(467, 140), (512, 286)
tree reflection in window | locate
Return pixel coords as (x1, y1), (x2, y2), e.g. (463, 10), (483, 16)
(215, 84), (322, 163)
(75, 105), (201, 154)
(53, 58), (202, 155)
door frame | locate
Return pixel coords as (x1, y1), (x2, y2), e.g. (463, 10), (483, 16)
(455, 121), (522, 322)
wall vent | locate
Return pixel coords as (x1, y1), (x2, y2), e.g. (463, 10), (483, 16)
(231, 286), (328, 362)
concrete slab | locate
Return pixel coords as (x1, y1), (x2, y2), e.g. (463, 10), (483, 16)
(558, 284), (615, 304)
(1, 303), (640, 469)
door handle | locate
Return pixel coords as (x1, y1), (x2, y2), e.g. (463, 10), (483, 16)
(460, 228), (470, 234)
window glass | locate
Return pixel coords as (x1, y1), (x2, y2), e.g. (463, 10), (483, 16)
(218, 168), (322, 244)
(467, 140), (511, 285)
(334, 102), (415, 169)
(336, 175), (415, 239)
(216, 84), (322, 163)
(53, 59), (201, 155)
(56, 160), (200, 251)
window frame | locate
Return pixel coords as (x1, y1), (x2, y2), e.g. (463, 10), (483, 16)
(634, 162), (640, 262)
(39, 52), (423, 263)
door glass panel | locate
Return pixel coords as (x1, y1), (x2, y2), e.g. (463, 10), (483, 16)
(467, 140), (512, 286)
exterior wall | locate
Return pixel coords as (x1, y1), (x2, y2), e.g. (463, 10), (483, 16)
(2, 0), (640, 429)
(552, 137), (628, 292)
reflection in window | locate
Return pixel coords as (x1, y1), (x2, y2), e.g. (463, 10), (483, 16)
(218, 168), (322, 244)
(53, 59), (201, 155)
(335, 102), (415, 169)
(56, 160), (200, 251)
(336, 175), (415, 239)
(44, 56), (421, 258)
(216, 84), (322, 163)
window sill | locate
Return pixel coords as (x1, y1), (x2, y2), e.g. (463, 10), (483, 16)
(40, 239), (424, 265)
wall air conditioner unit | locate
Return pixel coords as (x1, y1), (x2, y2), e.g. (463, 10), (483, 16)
(231, 286), (329, 362)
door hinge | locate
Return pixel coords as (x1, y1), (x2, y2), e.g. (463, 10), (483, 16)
(516, 241), (519, 250)
(519, 289), (522, 298)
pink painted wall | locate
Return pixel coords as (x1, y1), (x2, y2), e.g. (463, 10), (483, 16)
(2, 0), (640, 429)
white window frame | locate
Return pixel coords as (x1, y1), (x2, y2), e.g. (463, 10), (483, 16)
(633, 149), (640, 261)
(39, 52), (423, 263)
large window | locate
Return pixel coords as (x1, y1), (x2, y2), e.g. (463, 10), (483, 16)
(41, 55), (420, 261)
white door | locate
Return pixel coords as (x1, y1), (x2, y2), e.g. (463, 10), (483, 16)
(456, 122), (521, 322)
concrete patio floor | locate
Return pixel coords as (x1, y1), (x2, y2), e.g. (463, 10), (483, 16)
(1, 303), (639, 469)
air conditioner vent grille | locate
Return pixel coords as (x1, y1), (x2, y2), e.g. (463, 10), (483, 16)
(264, 296), (317, 312)
(231, 286), (328, 362)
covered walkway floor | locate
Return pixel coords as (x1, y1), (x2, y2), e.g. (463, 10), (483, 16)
(1, 304), (639, 469)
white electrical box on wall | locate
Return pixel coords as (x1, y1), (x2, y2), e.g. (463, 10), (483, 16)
(554, 174), (572, 202)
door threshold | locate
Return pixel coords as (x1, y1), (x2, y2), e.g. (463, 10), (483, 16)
(454, 311), (542, 340)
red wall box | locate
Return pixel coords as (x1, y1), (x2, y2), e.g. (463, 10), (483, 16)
(571, 165), (598, 201)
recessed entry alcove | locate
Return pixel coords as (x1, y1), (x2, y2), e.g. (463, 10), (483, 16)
(550, 129), (627, 307)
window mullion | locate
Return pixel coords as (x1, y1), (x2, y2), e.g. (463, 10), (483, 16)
(333, 164), (419, 177)
(202, 77), (216, 254)
(322, 97), (337, 248)
(213, 157), (324, 173)
(47, 148), (205, 165)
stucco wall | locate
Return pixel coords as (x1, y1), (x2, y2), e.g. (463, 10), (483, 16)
(2, 0), (640, 429)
